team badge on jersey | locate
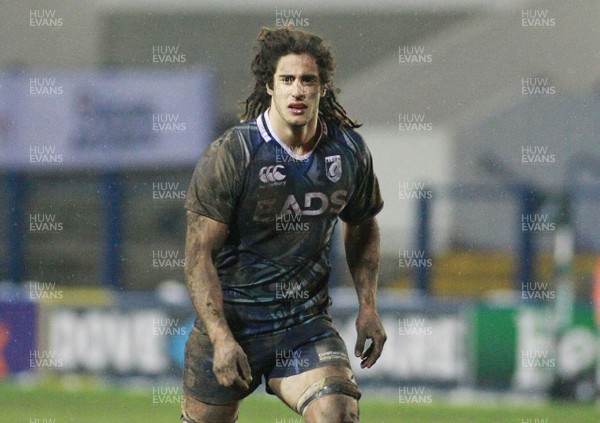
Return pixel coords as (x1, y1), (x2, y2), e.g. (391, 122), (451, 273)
(325, 155), (342, 183)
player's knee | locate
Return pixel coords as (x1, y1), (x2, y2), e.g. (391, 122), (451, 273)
(297, 375), (361, 423)
(182, 395), (238, 423)
(181, 410), (238, 423)
(304, 395), (359, 423)
(181, 410), (199, 423)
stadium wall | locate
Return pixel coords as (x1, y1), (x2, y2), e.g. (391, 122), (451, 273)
(2, 288), (597, 400)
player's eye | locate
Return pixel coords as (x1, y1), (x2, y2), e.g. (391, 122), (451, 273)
(302, 77), (318, 86)
(281, 76), (294, 84)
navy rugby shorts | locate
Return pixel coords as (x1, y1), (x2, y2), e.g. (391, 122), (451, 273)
(182, 315), (353, 404)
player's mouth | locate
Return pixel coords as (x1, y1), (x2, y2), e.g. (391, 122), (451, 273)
(288, 102), (307, 115)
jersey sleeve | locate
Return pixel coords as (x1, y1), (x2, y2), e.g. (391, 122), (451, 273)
(184, 129), (248, 224)
(339, 136), (384, 225)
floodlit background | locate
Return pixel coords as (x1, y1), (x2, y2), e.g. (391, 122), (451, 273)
(1, 0), (600, 422)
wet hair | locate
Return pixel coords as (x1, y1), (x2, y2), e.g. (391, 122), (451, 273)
(239, 26), (361, 128)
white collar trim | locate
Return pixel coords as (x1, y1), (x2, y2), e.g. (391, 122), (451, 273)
(262, 108), (324, 161)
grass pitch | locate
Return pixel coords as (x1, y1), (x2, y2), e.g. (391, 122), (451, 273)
(1, 382), (598, 422)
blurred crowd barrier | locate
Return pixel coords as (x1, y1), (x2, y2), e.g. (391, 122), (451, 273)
(1, 286), (597, 401)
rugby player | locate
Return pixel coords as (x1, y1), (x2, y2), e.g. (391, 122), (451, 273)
(182, 26), (386, 423)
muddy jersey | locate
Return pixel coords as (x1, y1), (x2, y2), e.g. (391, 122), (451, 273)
(185, 109), (383, 337)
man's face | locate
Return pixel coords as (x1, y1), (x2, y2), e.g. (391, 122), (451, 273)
(266, 53), (325, 130)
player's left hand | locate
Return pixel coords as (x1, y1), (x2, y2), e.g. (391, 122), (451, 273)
(354, 308), (387, 369)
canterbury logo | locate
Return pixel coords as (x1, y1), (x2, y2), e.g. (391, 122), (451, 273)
(259, 165), (286, 183)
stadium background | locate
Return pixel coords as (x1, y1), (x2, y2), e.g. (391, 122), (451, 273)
(1, 0), (600, 421)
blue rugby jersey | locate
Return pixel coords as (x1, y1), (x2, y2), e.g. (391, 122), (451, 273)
(185, 109), (383, 337)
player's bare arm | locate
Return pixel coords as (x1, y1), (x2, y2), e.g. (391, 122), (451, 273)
(343, 216), (387, 369)
(184, 211), (252, 390)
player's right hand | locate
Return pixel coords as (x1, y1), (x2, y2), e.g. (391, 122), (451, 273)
(212, 339), (253, 390)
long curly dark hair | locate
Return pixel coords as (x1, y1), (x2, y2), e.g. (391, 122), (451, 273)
(239, 26), (361, 128)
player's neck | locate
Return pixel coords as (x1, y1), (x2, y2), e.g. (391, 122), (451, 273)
(268, 108), (319, 155)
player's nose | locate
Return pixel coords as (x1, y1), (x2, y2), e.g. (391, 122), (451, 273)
(291, 80), (307, 97)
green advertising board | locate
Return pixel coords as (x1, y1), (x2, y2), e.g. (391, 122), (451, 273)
(472, 303), (597, 399)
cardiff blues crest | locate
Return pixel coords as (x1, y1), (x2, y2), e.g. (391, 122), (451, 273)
(325, 155), (342, 182)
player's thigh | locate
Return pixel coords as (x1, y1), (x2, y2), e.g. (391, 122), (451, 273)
(268, 365), (360, 422)
(183, 326), (262, 398)
(182, 394), (240, 423)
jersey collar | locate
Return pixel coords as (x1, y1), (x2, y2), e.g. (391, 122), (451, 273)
(257, 108), (327, 161)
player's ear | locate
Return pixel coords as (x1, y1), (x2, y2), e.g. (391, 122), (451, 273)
(266, 80), (274, 96)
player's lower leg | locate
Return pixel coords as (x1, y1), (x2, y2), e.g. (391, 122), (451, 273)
(181, 395), (239, 423)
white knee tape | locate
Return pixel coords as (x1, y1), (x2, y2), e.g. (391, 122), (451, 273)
(295, 376), (361, 415)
